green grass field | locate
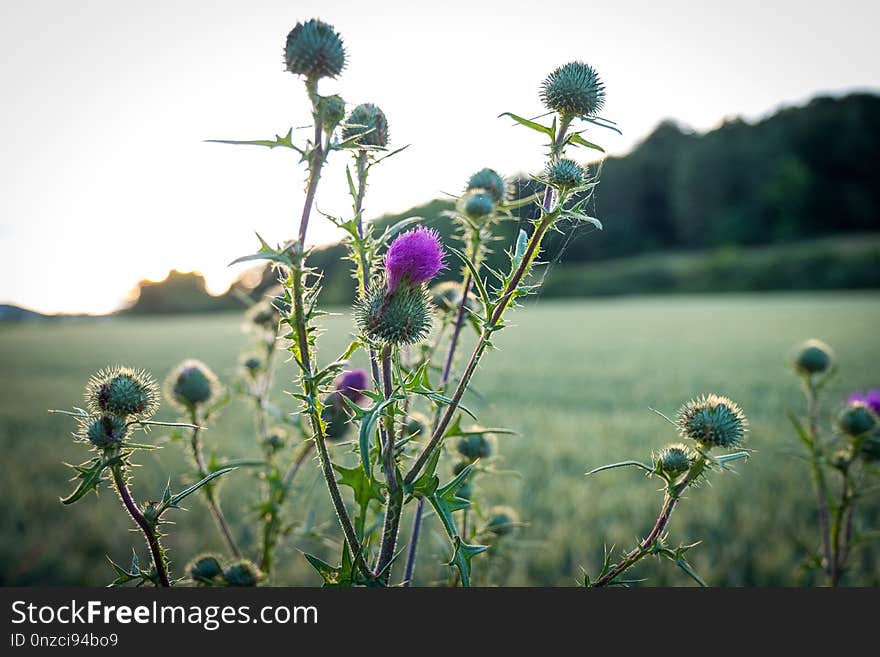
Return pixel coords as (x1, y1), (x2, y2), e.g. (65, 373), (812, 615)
(2, 292), (878, 586)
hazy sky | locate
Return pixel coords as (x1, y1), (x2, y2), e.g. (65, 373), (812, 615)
(1, 0), (878, 314)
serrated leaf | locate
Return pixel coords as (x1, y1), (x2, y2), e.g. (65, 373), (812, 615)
(568, 133), (605, 153)
(499, 111), (554, 137)
(157, 467), (236, 514)
(206, 128), (303, 152)
(447, 538), (488, 588)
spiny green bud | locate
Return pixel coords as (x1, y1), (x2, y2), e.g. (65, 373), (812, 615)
(354, 282), (433, 345)
(187, 553), (223, 585)
(838, 402), (877, 438)
(318, 94), (346, 129)
(676, 394), (748, 449)
(540, 61), (605, 118)
(243, 356), (262, 373)
(793, 339), (834, 377)
(430, 281), (475, 315)
(486, 506), (518, 537)
(466, 168), (507, 204)
(657, 443), (694, 476)
(456, 433), (494, 461)
(86, 366), (160, 419)
(80, 415), (130, 449)
(463, 192), (495, 219)
(165, 359), (219, 411)
(404, 413), (428, 438)
(262, 428), (288, 454)
(544, 158), (587, 188)
(342, 103), (389, 147)
(284, 19), (346, 80)
(223, 559), (260, 587)
(247, 287), (286, 331)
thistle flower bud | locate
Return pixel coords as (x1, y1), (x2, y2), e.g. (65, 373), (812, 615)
(80, 415), (130, 449)
(544, 158), (587, 188)
(456, 433), (494, 461)
(324, 369), (369, 439)
(793, 339), (834, 377)
(165, 359), (219, 411)
(847, 389), (880, 415)
(187, 553), (224, 585)
(463, 192), (495, 219)
(354, 282), (434, 345)
(838, 402), (878, 438)
(486, 506), (518, 537)
(85, 366), (160, 419)
(676, 394), (748, 449)
(342, 103), (389, 147)
(223, 559), (260, 587)
(540, 61), (605, 118)
(430, 281), (475, 315)
(466, 168), (507, 204)
(831, 449), (852, 471)
(262, 428), (288, 454)
(284, 19), (346, 80)
(657, 443), (694, 476)
(247, 287), (286, 332)
(317, 94), (346, 129)
(243, 356), (262, 373)
(404, 413), (428, 438)
(384, 226), (446, 293)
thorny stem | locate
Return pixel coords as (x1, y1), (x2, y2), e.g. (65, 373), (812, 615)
(592, 458), (704, 587)
(403, 236), (480, 586)
(188, 411), (242, 558)
(287, 78), (365, 575)
(376, 344), (402, 581)
(831, 468), (854, 586)
(403, 121), (571, 487)
(803, 378), (834, 581)
(110, 465), (170, 587)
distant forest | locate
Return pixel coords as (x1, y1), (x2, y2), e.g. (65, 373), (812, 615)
(127, 92), (880, 313)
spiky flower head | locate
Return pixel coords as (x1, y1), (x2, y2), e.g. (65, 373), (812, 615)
(354, 282), (433, 345)
(384, 226), (446, 293)
(332, 369), (369, 404)
(404, 412), (428, 438)
(342, 103), (389, 147)
(486, 506), (519, 537)
(430, 281), (475, 315)
(165, 359), (219, 411)
(80, 415), (130, 449)
(544, 158), (587, 188)
(657, 443), (694, 476)
(262, 427), (288, 454)
(223, 559), (260, 587)
(284, 19), (345, 80)
(243, 356), (262, 374)
(187, 553), (224, 585)
(456, 433), (494, 461)
(463, 192), (495, 219)
(676, 394), (748, 449)
(541, 61), (605, 118)
(847, 389), (880, 415)
(317, 94), (346, 129)
(85, 366), (160, 419)
(838, 401), (878, 438)
(793, 339), (834, 377)
(466, 168), (507, 204)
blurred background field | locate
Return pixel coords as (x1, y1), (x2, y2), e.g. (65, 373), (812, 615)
(2, 292), (878, 586)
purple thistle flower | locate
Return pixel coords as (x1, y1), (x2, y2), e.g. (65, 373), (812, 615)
(384, 226), (445, 293)
(848, 389), (880, 415)
(333, 368), (369, 404)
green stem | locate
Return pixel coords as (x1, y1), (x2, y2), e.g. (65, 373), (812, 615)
(110, 465), (170, 587)
(830, 469), (854, 587)
(376, 344), (402, 582)
(803, 378), (833, 580)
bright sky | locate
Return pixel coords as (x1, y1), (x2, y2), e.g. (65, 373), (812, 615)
(1, 0), (878, 314)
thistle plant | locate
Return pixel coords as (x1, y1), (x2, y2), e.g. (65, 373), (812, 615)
(585, 395), (750, 586)
(788, 339), (879, 586)
(51, 367), (235, 586)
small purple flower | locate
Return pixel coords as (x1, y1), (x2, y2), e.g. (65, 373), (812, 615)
(848, 389), (880, 415)
(384, 226), (445, 293)
(333, 369), (369, 404)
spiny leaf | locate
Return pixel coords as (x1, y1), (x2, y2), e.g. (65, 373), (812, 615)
(206, 128), (303, 153)
(499, 111), (554, 138)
